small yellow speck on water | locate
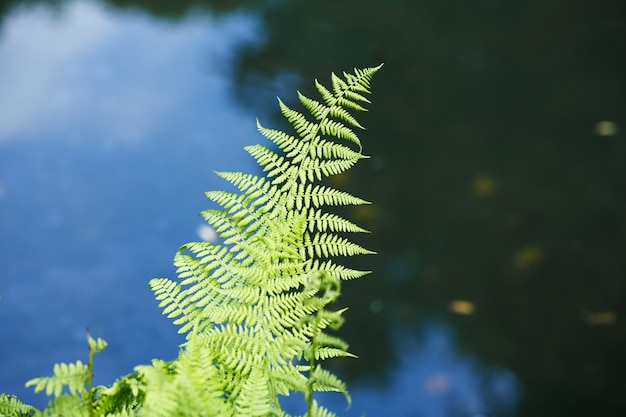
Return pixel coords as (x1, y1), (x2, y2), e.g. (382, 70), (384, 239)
(353, 204), (378, 221)
(472, 174), (496, 197)
(327, 172), (351, 187)
(514, 246), (543, 269)
(448, 300), (475, 315)
(594, 121), (618, 137)
(581, 310), (617, 325)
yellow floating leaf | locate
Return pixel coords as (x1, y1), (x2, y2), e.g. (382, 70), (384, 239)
(448, 300), (475, 315)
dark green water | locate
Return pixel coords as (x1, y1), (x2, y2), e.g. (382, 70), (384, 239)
(235, 2), (626, 415)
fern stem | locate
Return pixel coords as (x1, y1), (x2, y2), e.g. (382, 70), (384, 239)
(305, 312), (321, 417)
(87, 331), (95, 417)
(305, 348), (315, 417)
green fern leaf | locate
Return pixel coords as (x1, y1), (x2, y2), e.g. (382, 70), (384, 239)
(25, 361), (89, 398)
(319, 119), (360, 147)
(307, 260), (371, 281)
(234, 369), (273, 417)
(38, 394), (90, 417)
(0, 394), (38, 417)
(309, 366), (350, 403)
(150, 64), (381, 415)
(305, 210), (368, 233)
(278, 99), (319, 140)
(305, 400), (338, 417)
(297, 92), (330, 122)
(303, 233), (375, 258)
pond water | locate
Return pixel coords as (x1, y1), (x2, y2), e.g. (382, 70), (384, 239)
(1, 1), (624, 416)
(0, 2), (516, 415)
(0, 0), (263, 407)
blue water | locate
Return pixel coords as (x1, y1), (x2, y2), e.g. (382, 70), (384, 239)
(0, 2), (518, 414)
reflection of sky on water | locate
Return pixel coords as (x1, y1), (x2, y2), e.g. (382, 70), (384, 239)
(348, 324), (519, 417)
(284, 323), (519, 417)
(0, 0), (259, 145)
(0, 0), (262, 406)
(0, 1), (518, 414)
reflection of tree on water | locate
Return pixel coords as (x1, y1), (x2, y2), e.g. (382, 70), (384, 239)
(3, 1), (625, 416)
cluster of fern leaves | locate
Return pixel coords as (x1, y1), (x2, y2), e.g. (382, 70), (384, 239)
(0, 64), (381, 417)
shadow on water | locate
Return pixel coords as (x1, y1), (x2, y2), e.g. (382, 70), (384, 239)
(1, 0), (626, 416)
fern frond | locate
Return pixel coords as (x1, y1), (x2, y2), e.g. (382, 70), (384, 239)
(307, 260), (371, 281)
(93, 373), (143, 416)
(245, 144), (295, 186)
(149, 277), (208, 335)
(256, 122), (303, 160)
(328, 105), (365, 130)
(310, 366), (350, 403)
(305, 209), (368, 233)
(101, 408), (137, 417)
(330, 72), (350, 98)
(303, 400), (337, 417)
(234, 369), (272, 417)
(214, 171), (281, 215)
(319, 119), (360, 147)
(311, 332), (351, 355)
(200, 208), (270, 246)
(135, 361), (181, 417)
(150, 64), (381, 416)
(303, 233), (375, 258)
(314, 80), (335, 108)
(262, 263), (310, 295)
(0, 394), (37, 417)
(297, 157), (360, 183)
(298, 90), (366, 131)
(25, 361), (89, 398)
(38, 394), (89, 417)
(136, 335), (230, 417)
(204, 324), (266, 375)
(269, 364), (308, 396)
(309, 137), (365, 161)
(297, 92), (330, 122)
(278, 99), (319, 140)
(2, 64), (380, 417)
(295, 184), (369, 209)
(263, 292), (316, 334)
(87, 334), (108, 355)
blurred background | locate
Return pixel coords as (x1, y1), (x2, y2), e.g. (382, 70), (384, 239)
(1, 0), (625, 416)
